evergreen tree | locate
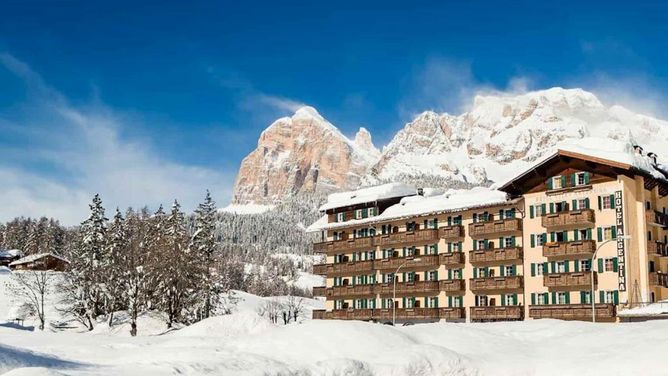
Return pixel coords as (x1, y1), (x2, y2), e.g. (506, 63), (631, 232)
(191, 191), (218, 319)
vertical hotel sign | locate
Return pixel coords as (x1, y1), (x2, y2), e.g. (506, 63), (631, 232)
(615, 191), (626, 291)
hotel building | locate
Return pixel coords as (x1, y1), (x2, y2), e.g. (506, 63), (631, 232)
(308, 144), (668, 322)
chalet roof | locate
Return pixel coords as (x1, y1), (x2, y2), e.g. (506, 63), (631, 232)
(307, 187), (516, 232)
(319, 183), (417, 212)
(499, 138), (668, 196)
(9, 252), (70, 266)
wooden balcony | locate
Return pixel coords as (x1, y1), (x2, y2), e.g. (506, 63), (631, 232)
(314, 307), (462, 321)
(544, 272), (595, 289)
(439, 225), (464, 239)
(541, 209), (595, 229)
(469, 276), (523, 291)
(440, 252), (465, 266)
(439, 279), (466, 292)
(529, 304), (616, 321)
(468, 218), (522, 238)
(649, 272), (668, 288)
(374, 254), (440, 271)
(324, 284), (376, 298)
(377, 280), (440, 296)
(470, 306), (523, 321)
(543, 240), (596, 259)
(648, 241), (668, 257)
(375, 229), (439, 248)
(469, 247), (522, 265)
(312, 259), (374, 276)
(312, 286), (326, 296)
(313, 236), (375, 254)
(439, 307), (466, 321)
(646, 210), (668, 227)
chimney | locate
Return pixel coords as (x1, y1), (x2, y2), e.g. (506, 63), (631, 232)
(633, 145), (644, 156)
(648, 152), (658, 166)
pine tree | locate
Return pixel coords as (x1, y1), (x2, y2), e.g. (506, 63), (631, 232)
(103, 208), (127, 326)
(191, 191), (219, 319)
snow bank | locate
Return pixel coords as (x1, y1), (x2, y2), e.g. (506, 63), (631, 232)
(319, 182), (417, 211)
(618, 301), (668, 317)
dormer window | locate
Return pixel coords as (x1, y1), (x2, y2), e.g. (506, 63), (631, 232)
(575, 172), (588, 186)
(355, 209), (363, 219)
(552, 176), (563, 190)
(336, 212), (345, 222)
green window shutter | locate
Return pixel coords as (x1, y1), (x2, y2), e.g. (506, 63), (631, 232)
(447, 216), (452, 226)
(531, 293), (536, 305)
(448, 269), (452, 279)
(561, 176), (567, 188)
(565, 292), (570, 304)
(541, 204), (546, 214)
(571, 174), (576, 186)
(403, 297), (407, 308)
(547, 178), (553, 190)
(543, 293), (549, 304)
(543, 262), (548, 273)
(550, 203), (555, 214)
(513, 294), (518, 305)
(611, 226), (617, 239)
(531, 263), (536, 277)
(550, 232), (556, 242)
(458, 241), (463, 251)
(434, 271), (439, 280)
(574, 260), (580, 272)
(551, 261), (557, 273)
(499, 209), (504, 219)
(587, 229), (592, 240)
(484, 239), (489, 249)
(598, 196), (602, 210)
(585, 198), (590, 209)
(597, 227), (603, 242)
(572, 199), (577, 210)
(448, 296), (452, 307)
(584, 172), (590, 184)
(531, 234), (536, 248)
(573, 230), (579, 241)
(598, 258), (604, 273)
(499, 237), (504, 249)
(530, 206), (535, 219)
(448, 243), (452, 252)
(613, 291), (619, 305)
(599, 291), (605, 304)
(511, 265), (516, 276)
(501, 294), (506, 306)
(610, 195), (616, 209)
(564, 261), (570, 273)
(472, 240), (477, 251)
(580, 291), (585, 303)
(563, 231), (568, 242)
(511, 236), (516, 246)
(551, 292), (557, 304)
(613, 257), (619, 272)
(362, 208), (368, 218)
(500, 266), (505, 277)
(473, 268), (478, 278)
(542, 233), (547, 243)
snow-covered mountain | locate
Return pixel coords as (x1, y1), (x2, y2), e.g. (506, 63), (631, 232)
(233, 88), (668, 204)
(232, 107), (380, 204)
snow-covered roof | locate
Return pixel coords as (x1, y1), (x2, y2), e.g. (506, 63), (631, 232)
(499, 137), (668, 190)
(9, 252), (70, 266)
(318, 182), (417, 212)
(308, 187), (511, 232)
(0, 249), (23, 259)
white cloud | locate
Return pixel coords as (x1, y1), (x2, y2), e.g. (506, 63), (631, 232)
(0, 53), (235, 225)
(253, 94), (306, 113)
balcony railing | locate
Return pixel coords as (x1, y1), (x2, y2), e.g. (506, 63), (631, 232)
(439, 279), (466, 292)
(312, 259), (374, 276)
(646, 210), (668, 227)
(543, 240), (596, 259)
(377, 280), (440, 296)
(541, 209), (595, 229)
(313, 236), (374, 254)
(543, 272), (595, 289)
(468, 218), (522, 237)
(470, 306), (523, 321)
(469, 276), (523, 291)
(440, 252), (465, 266)
(374, 229), (439, 248)
(312, 286), (326, 296)
(529, 304), (616, 321)
(649, 272), (668, 287)
(648, 241), (668, 257)
(439, 225), (464, 239)
(313, 307), (462, 321)
(374, 254), (440, 270)
(469, 247), (523, 265)
(324, 284), (376, 298)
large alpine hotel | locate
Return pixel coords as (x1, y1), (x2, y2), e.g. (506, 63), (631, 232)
(307, 141), (668, 322)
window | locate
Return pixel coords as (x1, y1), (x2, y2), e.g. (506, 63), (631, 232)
(382, 248), (395, 259)
(504, 237), (514, 248)
(406, 272), (416, 283)
(536, 263), (545, 276)
(502, 209), (516, 219)
(385, 273), (395, 284)
(504, 265), (515, 276)
(405, 246), (417, 257)
(537, 293), (547, 305)
(335, 300), (345, 309)
(557, 292), (567, 304)
(555, 201), (569, 212)
(604, 258), (615, 272)
(477, 239), (487, 250)
(368, 207), (377, 217)
(451, 242), (461, 252)
(383, 298), (394, 309)
(406, 222), (417, 232)
(535, 233), (546, 247)
(580, 259), (591, 272)
(427, 297), (439, 308)
(602, 195), (612, 209)
(451, 269), (462, 279)
(603, 226), (616, 241)
(577, 198), (588, 210)
(535, 204), (544, 216)
(503, 295), (515, 306)
(334, 277), (343, 286)
(552, 176), (563, 189)
(336, 212), (345, 222)
(426, 218), (438, 229)
(556, 261), (566, 273)
(576, 172), (586, 186)
(406, 297), (416, 308)
(452, 296), (462, 307)
(427, 270), (438, 281)
(475, 295), (489, 307)
(333, 231), (343, 241)
(604, 291), (615, 304)
(473, 212), (489, 223)
(366, 251), (375, 260)
(355, 209), (363, 219)
(581, 291), (592, 304)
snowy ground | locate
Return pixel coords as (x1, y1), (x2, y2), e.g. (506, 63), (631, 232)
(2, 272), (667, 376)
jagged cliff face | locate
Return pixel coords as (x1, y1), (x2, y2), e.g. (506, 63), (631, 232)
(232, 107), (380, 204)
(233, 88), (668, 204)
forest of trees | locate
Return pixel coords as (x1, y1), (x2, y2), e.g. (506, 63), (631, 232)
(1, 192), (325, 334)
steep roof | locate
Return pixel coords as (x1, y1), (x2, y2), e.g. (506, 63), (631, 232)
(9, 252), (70, 266)
(319, 182), (417, 212)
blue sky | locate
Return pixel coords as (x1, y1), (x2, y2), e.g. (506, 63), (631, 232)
(1, 1), (668, 223)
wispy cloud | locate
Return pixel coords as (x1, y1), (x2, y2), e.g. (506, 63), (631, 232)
(0, 53), (235, 225)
